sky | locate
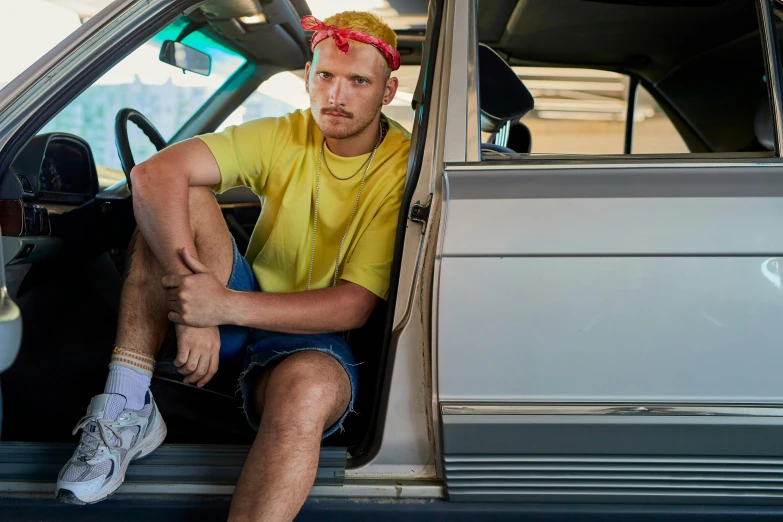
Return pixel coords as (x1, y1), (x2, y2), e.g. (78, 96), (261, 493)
(0, 0), (82, 84)
(0, 0), (408, 86)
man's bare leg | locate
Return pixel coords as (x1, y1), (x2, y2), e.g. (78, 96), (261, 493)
(57, 187), (236, 505)
(114, 186), (234, 359)
(228, 351), (351, 522)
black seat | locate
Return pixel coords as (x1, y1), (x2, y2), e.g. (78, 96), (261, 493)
(478, 44), (535, 155)
(507, 121), (532, 153)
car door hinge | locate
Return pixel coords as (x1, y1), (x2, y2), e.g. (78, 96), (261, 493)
(408, 194), (433, 230)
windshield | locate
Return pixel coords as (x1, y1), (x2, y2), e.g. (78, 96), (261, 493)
(35, 19), (246, 188)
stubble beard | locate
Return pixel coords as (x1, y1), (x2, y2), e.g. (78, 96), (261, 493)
(317, 109), (378, 140)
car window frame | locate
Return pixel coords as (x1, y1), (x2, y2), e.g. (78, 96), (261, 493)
(457, 0), (783, 165)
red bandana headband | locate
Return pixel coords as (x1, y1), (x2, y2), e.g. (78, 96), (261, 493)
(301, 15), (401, 71)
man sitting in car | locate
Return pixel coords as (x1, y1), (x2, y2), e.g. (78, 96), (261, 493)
(56, 11), (409, 522)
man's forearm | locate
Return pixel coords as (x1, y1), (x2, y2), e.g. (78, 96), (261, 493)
(223, 284), (378, 334)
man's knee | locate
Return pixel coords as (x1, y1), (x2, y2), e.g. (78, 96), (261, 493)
(260, 352), (351, 432)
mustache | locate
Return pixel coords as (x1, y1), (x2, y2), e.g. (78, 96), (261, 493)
(321, 107), (353, 118)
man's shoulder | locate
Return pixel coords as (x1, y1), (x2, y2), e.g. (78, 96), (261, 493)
(384, 114), (412, 145)
(381, 115), (411, 163)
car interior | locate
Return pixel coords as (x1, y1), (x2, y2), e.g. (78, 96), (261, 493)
(0, 0), (431, 459)
(1, 0), (782, 465)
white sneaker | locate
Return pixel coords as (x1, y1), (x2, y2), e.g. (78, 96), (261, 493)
(56, 391), (167, 504)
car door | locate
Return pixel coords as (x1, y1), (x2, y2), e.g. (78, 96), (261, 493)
(0, 230), (23, 437)
(433, 0), (783, 505)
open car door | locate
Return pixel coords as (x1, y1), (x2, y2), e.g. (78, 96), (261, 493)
(0, 232), (23, 438)
(434, 0), (783, 506)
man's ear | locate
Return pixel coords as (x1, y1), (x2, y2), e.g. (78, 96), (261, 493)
(382, 76), (399, 106)
(304, 61), (312, 94)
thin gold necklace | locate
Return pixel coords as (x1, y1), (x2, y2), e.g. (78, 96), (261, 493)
(307, 120), (384, 290)
(322, 122), (388, 181)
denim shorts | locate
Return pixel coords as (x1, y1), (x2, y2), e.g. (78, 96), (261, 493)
(218, 238), (358, 438)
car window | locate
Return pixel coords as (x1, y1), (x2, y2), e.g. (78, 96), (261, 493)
(477, 0), (772, 159)
(478, 66), (693, 156)
(38, 19), (246, 189)
(506, 67), (634, 155)
(632, 85), (689, 154)
(486, 68), (688, 155)
(217, 65), (421, 133)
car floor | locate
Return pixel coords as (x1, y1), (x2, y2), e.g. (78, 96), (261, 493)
(1, 254), (255, 445)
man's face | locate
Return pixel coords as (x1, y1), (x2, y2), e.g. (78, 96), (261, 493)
(305, 39), (395, 140)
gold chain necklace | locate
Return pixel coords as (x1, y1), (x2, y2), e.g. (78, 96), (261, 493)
(323, 123), (387, 181)
(306, 120), (384, 290)
(323, 149), (371, 181)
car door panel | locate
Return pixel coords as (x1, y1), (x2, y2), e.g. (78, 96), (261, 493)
(444, 165), (783, 255)
(437, 162), (783, 503)
(440, 255), (783, 403)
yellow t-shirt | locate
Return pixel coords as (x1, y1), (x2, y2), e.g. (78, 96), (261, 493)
(198, 109), (410, 300)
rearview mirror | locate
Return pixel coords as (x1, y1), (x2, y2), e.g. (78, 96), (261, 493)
(159, 40), (211, 76)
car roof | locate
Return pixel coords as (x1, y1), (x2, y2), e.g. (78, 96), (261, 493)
(479, 0), (760, 83)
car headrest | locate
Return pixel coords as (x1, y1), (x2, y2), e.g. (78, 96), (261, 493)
(479, 44), (534, 134)
(507, 122), (532, 154)
(755, 94), (775, 151)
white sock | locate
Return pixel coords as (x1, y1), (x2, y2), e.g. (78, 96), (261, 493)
(104, 347), (155, 411)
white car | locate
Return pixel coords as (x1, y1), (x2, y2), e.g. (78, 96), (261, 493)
(3, 0), (783, 519)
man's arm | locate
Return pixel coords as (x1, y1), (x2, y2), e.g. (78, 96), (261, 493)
(227, 282), (380, 334)
(164, 249), (380, 334)
(130, 138), (221, 275)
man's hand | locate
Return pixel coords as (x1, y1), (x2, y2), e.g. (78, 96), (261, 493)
(174, 324), (220, 387)
(163, 247), (231, 328)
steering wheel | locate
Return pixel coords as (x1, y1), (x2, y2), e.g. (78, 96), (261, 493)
(114, 108), (168, 192)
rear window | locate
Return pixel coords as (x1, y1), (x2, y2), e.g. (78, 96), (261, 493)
(487, 67), (687, 155)
(477, 0), (773, 159)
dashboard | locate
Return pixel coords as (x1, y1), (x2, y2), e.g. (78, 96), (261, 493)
(1, 133), (99, 264)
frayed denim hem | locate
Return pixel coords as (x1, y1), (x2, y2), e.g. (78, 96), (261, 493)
(237, 345), (359, 439)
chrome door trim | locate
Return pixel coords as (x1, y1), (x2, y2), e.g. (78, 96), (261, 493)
(442, 404), (783, 417)
(758, 0), (783, 156)
(446, 161), (783, 171)
(465, 0), (480, 162)
(441, 0), (477, 163)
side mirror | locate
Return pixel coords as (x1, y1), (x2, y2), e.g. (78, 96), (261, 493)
(159, 40), (211, 76)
